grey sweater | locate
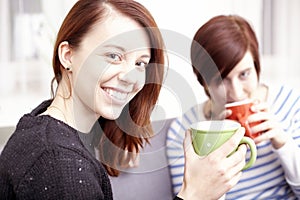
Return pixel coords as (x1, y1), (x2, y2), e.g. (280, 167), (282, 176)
(0, 100), (112, 200)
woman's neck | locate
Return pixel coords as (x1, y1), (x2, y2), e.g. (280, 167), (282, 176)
(44, 86), (98, 133)
(46, 95), (76, 128)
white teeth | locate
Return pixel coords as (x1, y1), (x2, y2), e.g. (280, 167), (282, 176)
(104, 88), (128, 101)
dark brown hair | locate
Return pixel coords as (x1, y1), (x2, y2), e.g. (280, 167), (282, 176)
(191, 15), (260, 97)
(52, 0), (165, 176)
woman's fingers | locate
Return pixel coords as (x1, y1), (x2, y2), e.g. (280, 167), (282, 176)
(226, 144), (247, 170)
(211, 127), (246, 158)
(251, 101), (269, 112)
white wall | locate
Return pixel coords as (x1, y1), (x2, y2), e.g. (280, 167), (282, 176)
(262, 0), (300, 87)
(0, 0), (10, 62)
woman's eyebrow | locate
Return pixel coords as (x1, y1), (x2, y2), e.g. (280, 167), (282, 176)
(102, 44), (151, 58)
(103, 44), (126, 52)
(237, 67), (252, 73)
(140, 55), (151, 59)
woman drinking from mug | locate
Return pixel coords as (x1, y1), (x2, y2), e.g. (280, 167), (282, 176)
(167, 15), (300, 199)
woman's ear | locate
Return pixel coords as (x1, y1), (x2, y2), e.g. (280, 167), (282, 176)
(58, 41), (72, 70)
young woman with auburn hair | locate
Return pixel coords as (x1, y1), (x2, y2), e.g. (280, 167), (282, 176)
(0, 0), (165, 199)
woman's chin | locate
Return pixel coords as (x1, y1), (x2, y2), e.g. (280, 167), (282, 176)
(101, 108), (123, 120)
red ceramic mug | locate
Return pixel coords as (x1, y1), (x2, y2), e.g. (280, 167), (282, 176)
(225, 99), (262, 139)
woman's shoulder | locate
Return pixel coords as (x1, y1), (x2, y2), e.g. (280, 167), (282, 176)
(266, 83), (300, 105)
(167, 102), (206, 137)
(0, 115), (102, 187)
(0, 119), (110, 198)
(1, 114), (92, 170)
(171, 102), (206, 123)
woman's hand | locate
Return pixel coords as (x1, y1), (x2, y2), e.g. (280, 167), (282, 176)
(177, 127), (247, 200)
(213, 108), (232, 120)
(248, 102), (288, 149)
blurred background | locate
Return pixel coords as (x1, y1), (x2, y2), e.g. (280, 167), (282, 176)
(1, 0), (299, 151)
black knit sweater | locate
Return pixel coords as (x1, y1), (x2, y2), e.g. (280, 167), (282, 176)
(0, 100), (113, 200)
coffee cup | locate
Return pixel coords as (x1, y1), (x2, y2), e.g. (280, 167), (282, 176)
(225, 99), (262, 139)
(191, 120), (257, 170)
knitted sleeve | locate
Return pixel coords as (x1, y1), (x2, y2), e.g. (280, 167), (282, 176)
(16, 147), (111, 200)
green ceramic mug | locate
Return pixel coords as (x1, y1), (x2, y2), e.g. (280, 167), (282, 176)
(191, 120), (257, 170)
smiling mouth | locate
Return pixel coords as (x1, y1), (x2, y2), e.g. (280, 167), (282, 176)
(103, 87), (129, 102)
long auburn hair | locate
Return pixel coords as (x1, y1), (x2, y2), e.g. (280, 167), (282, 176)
(191, 15), (261, 97)
(52, 0), (166, 176)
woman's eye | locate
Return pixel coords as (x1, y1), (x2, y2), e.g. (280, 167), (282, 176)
(240, 70), (250, 79)
(136, 61), (148, 69)
(107, 53), (122, 62)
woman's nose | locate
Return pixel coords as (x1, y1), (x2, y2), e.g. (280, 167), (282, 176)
(227, 81), (245, 101)
(118, 71), (135, 84)
(117, 62), (143, 85)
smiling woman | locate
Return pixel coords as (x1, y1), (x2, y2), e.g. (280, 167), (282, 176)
(0, 0), (165, 199)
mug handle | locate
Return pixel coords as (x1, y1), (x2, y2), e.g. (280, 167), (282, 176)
(240, 137), (257, 170)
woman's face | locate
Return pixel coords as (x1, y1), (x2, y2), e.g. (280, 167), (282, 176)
(209, 51), (258, 106)
(70, 11), (151, 120)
